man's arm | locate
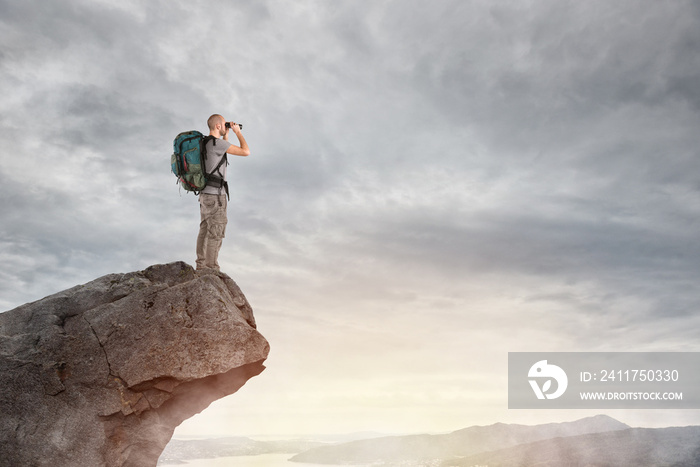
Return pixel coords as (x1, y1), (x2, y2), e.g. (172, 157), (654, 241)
(223, 123), (250, 157)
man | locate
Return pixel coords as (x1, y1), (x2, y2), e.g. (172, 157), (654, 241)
(196, 114), (250, 271)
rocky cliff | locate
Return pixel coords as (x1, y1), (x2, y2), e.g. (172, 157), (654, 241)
(0, 262), (269, 467)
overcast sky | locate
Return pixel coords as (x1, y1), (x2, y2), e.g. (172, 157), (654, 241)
(2, 0), (700, 437)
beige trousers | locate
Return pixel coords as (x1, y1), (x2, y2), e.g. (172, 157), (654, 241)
(195, 193), (228, 270)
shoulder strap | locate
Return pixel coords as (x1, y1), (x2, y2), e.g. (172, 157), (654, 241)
(212, 153), (228, 172)
(199, 135), (216, 169)
(201, 136), (230, 200)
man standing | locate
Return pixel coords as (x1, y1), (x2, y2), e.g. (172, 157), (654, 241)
(196, 114), (250, 271)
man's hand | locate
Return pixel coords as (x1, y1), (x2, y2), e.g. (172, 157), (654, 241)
(222, 122), (241, 141)
(225, 122), (250, 157)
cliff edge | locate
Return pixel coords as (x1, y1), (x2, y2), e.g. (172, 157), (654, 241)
(0, 262), (269, 467)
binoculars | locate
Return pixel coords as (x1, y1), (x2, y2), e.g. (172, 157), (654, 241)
(225, 122), (243, 130)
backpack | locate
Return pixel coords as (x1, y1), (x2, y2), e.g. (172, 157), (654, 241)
(171, 131), (228, 196)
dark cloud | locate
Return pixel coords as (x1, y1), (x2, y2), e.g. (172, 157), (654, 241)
(0, 0), (698, 350)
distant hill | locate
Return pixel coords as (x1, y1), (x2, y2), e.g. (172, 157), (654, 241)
(290, 414), (629, 465)
(444, 426), (700, 467)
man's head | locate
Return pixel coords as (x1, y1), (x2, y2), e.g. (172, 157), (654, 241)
(207, 114), (226, 137)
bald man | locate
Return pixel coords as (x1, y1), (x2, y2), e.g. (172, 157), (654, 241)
(196, 114), (250, 271)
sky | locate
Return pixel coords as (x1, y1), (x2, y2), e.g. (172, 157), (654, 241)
(2, 0), (700, 438)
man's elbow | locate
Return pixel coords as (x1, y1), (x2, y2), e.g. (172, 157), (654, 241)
(242, 148), (251, 157)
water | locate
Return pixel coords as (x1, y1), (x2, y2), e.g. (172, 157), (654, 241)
(159, 452), (369, 467)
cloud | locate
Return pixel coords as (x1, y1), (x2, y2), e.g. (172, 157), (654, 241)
(2, 0), (700, 434)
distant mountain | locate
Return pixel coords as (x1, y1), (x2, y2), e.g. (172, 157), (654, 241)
(443, 426), (700, 467)
(289, 415), (630, 465)
(303, 431), (396, 443)
(157, 437), (326, 465)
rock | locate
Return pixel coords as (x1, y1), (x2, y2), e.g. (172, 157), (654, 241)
(0, 262), (269, 467)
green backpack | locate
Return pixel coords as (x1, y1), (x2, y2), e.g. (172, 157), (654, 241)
(171, 131), (227, 195)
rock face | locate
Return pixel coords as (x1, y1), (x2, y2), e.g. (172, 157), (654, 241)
(0, 262), (269, 467)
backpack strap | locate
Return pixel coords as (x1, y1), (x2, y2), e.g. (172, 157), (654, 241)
(201, 135), (230, 200)
(209, 155), (229, 200)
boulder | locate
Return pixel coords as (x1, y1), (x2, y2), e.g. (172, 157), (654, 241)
(0, 262), (269, 467)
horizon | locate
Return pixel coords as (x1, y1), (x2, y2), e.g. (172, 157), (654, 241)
(3, 0), (700, 441)
(169, 412), (694, 440)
